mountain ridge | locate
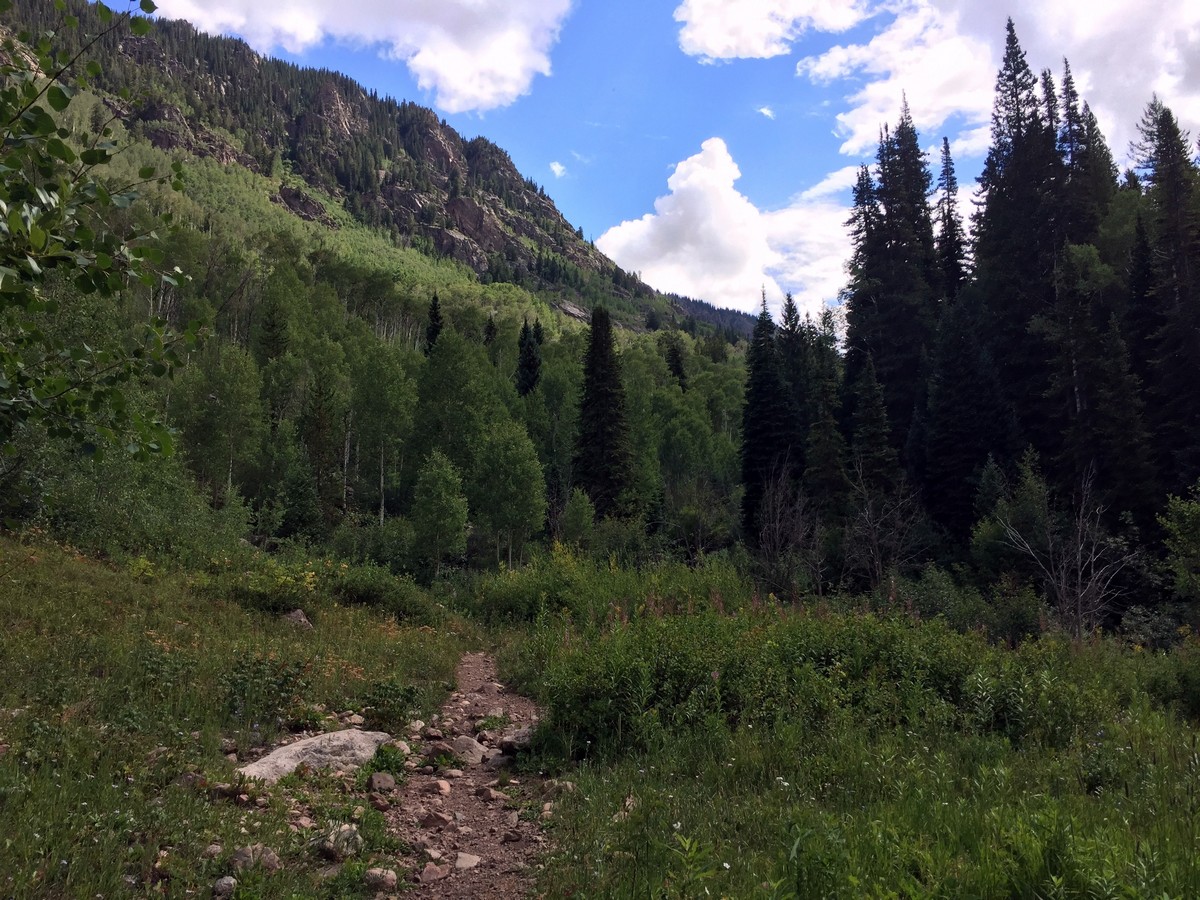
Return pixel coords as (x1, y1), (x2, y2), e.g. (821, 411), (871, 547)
(6, 0), (754, 336)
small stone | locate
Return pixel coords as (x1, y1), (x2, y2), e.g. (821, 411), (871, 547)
(421, 779), (451, 796)
(202, 843), (223, 859)
(220, 738), (238, 754)
(419, 765), (435, 775)
(255, 797), (269, 809)
(423, 727), (444, 740)
(421, 810), (453, 828)
(230, 844), (281, 872)
(426, 848), (443, 861)
(423, 741), (456, 759)
(499, 726), (533, 755)
(502, 830), (522, 844)
(389, 740), (411, 755)
(212, 876), (237, 899)
(347, 714), (365, 726)
(487, 707), (505, 719)
(295, 815), (316, 829)
(506, 811), (520, 826)
(367, 772), (395, 792)
(475, 786), (507, 802)
(351, 805), (365, 821)
(455, 852), (482, 870)
(225, 753), (239, 763)
(404, 760), (418, 770)
(408, 720), (425, 734)
(452, 735), (487, 766)
(282, 608), (313, 629)
(316, 823), (363, 861)
(370, 794), (390, 812)
(363, 867), (398, 891)
(419, 862), (450, 884)
(444, 768), (464, 778)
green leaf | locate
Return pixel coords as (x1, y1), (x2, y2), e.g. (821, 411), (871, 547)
(46, 85), (71, 111)
(138, 165), (156, 179)
(130, 17), (151, 36)
(86, 60), (101, 78)
(140, 0), (157, 12)
(96, 3), (113, 24)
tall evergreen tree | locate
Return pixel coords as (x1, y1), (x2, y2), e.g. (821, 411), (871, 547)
(423, 293), (443, 356)
(973, 19), (1064, 461)
(741, 298), (792, 540)
(574, 306), (633, 519)
(849, 357), (900, 494)
(844, 102), (937, 457)
(777, 293), (815, 470)
(923, 296), (1015, 536)
(516, 318), (542, 396)
(934, 137), (967, 301)
(1135, 97), (1200, 489)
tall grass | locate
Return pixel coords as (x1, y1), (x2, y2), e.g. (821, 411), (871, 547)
(506, 607), (1200, 897)
(0, 537), (465, 898)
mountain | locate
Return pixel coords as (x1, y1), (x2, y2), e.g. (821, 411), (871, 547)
(5, 0), (754, 337)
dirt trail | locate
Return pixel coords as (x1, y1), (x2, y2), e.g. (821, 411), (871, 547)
(384, 652), (559, 898)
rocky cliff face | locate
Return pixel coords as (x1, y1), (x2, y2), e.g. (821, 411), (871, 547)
(116, 29), (621, 292)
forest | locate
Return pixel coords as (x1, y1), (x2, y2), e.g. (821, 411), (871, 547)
(5, 2), (1200, 897)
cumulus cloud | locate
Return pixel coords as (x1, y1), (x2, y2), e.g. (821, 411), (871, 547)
(674, 0), (870, 61)
(155, 0), (573, 113)
(758, 105), (777, 119)
(794, 0), (1200, 162)
(550, 161), (567, 178)
(598, 140), (852, 316)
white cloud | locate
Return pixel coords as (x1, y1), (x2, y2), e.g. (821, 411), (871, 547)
(797, 3), (994, 156)
(597, 140), (851, 316)
(757, 105), (777, 119)
(155, 0), (573, 113)
(674, 0), (871, 61)
(550, 161), (567, 178)
(793, 0), (1200, 163)
(798, 165), (861, 200)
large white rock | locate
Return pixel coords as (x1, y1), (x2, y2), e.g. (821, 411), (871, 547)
(237, 729), (390, 784)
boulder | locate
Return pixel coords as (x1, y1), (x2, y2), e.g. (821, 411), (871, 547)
(237, 729), (390, 784)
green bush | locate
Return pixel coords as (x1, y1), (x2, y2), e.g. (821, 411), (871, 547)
(333, 564), (438, 623)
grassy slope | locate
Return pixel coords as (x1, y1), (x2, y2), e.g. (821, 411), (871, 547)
(0, 536), (467, 898)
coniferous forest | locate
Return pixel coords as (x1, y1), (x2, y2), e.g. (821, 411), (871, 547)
(7, 3), (1200, 897)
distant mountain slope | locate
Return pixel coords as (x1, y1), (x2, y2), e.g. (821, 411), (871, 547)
(5, 0), (755, 337)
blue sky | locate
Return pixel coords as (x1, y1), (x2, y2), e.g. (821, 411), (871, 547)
(155, 0), (1200, 315)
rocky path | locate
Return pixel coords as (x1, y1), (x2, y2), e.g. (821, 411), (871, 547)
(384, 652), (565, 898)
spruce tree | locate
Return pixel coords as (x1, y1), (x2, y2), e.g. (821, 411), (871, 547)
(423, 293), (443, 356)
(1135, 97), (1200, 489)
(973, 19), (1064, 461)
(923, 297), (1015, 536)
(574, 306), (633, 519)
(516, 318), (542, 396)
(849, 357), (900, 494)
(740, 298), (792, 540)
(934, 137), (967, 302)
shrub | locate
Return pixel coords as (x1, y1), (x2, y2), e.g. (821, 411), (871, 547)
(333, 564), (438, 623)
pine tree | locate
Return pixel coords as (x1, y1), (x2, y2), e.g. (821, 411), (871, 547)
(423, 293), (443, 356)
(849, 357), (899, 494)
(516, 318), (542, 396)
(973, 19), (1064, 461)
(741, 298), (793, 540)
(574, 306), (633, 519)
(923, 297), (1015, 536)
(777, 293), (815, 468)
(844, 103), (937, 456)
(934, 137), (967, 301)
(1135, 97), (1200, 489)
(804, 350), (850, 520)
